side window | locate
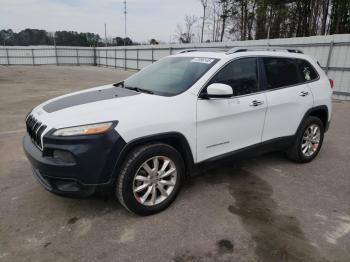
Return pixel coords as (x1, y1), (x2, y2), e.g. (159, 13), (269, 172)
(263, 57), (301, 90)
(295, 59), (319, 82)
(209, 57), (259, 96)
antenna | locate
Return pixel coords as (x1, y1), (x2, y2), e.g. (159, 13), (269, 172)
(124, 0), (127, 46)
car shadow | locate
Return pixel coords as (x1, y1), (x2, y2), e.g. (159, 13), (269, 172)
(30, 151), (330, 262)
(181, 153), (329, 262)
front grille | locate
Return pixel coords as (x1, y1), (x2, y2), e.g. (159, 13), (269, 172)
(26, 114), (47, 150)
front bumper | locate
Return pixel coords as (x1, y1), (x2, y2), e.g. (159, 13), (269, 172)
(23, 126), (126, 196)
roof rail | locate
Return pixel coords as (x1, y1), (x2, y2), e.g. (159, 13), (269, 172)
(176, 49), (200, 54)
(175, 48), (229, 54)
(226, 46), (303, 54)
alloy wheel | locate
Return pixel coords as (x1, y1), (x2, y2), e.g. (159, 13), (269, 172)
(301, 124), (321, 157)
(133, 156), (177, 206)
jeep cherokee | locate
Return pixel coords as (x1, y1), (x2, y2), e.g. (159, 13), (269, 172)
(23, 47), (333, 215)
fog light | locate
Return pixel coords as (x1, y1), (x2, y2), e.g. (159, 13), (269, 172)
(53, 149), (75, 164)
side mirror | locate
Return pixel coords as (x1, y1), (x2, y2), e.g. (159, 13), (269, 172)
(200, 83), (233, 99)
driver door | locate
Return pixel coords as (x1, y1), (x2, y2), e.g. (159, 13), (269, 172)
(196, 57), (267, 162)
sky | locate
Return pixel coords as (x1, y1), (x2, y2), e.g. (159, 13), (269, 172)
(0, 0), (203, 43)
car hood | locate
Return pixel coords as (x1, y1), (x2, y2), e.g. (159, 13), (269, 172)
(30, 84), (170, 129)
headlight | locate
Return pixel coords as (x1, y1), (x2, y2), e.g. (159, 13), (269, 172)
(52, 122), (114, 136)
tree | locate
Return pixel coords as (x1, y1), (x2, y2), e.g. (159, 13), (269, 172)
(85, 33), (100, 46)
(321, 0), (330, 35)
(113, 37), (133, 46)
(230, 0), (257, 40)
(268, 0), (289, 39)
(175, 15), (198, 43)
(149, 39), (159, 45)
(206, 0), (221, 42)
(175, 24), (191, 43)
(184, 15), (198, 43)
(199, 0), (208, 43)
(219, 0), (231, 41)
(329, 0), (350, 34)
(255, 0), (269, 39)
(8, 29), (51, 45)
(191, 0), (350, 41)
(113, 37), (124, 46)
(123, 37), (133, 46)
(0, 28), (139, 46)
(0, 29), (15, 45)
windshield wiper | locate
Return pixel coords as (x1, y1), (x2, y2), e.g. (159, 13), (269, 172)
(124, 86), (154, 94)
(113, 81), (124, 87)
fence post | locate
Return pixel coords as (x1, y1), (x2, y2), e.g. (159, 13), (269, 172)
(55, 46), (58, 66)
(169, 47), (172, 55)
(76, 49), (80, 66)
(31, 49), (35, 65)
(124, 48), (127, 70)
(105, 48), (108, 67)
(136, 48), (139, 70)
(5, 48), (10, 65)
(325, 41), (334, 75)
(93, 47), (97, 66)
(151, 48), (154, 63)
(115, 48), (117, 68)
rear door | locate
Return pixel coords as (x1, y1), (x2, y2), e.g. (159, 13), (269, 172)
(260, 57), (314, 141)
(196, 57), (267, 162)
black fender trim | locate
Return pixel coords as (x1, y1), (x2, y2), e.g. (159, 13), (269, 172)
(296, 105), (329, 134)
(112, 132), (195, 181)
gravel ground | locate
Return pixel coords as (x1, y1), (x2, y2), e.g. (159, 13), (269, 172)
(0, 65), (349, 262)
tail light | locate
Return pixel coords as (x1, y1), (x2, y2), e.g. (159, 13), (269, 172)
(329, 79), (334, 89)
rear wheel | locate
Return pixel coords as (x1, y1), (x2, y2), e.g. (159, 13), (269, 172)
(116, 143), (184, 215)
(287, 116), (324, 163)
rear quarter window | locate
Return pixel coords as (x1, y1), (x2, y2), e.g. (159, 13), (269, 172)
(295, 59), (319, 82)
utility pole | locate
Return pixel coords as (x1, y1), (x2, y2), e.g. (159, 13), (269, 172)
(104, 23), (108, 47)
(124, 0), (127, 46)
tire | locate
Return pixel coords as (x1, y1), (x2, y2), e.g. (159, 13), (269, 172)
(287, 116), (324, 163)
(116, 143), (185, 215)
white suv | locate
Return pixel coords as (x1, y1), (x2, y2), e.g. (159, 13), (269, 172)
(23, 47), (333, 215)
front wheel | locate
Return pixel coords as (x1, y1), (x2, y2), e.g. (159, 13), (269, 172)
(116, 143), (184, 215)
(287, 116), (324, 163)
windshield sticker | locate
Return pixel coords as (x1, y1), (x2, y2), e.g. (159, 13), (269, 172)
(190, 58), (215, 64)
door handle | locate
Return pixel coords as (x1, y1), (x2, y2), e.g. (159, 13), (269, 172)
(299, 91), (309, 97)
(250, 100), (264, 107)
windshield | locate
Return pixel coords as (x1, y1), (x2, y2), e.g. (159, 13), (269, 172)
(123, 57), (219, 96)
